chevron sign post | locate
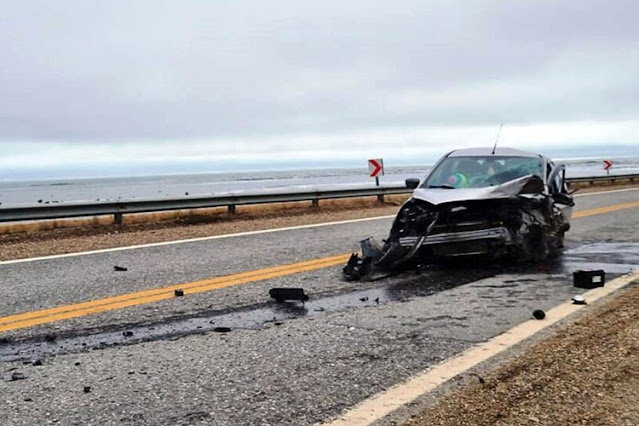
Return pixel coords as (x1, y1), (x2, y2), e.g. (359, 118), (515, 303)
(603, 159), (613, 175)
(368, 158), (384, 186)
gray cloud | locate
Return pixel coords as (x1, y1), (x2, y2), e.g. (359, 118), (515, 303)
(0, 0), (638, 176)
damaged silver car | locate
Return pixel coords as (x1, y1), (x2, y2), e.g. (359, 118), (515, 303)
(344, 147), (574, 280)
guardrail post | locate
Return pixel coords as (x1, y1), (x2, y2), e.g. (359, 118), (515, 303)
(311, 199), (319, 208)
(114, 212), (123, 225)
(377, 194), (384, 202)
(228, 204), (236, 215)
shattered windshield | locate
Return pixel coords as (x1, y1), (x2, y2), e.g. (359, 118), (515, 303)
(423, 156), (544, 189)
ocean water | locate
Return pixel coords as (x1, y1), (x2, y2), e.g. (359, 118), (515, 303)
(1, 157), (638, 208)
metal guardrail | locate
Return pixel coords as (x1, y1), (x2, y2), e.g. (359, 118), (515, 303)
(0, 186), (411, 224)
(565, 174), (639, 184)
(0, 173), (637, 224)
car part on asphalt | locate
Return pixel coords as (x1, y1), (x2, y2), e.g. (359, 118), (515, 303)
(573, 270), (606, 289)
(113, 265), (128, 272)
(11, 372), (26, 381)
(344, 147), (574, 280)
(174, 289), (185, 297)
(533, 309), (546, 320)
(572, 295), (587, 305)
(269, 288), (309, 304)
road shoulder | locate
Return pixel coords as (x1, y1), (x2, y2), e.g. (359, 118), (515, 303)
(398, 279), (639, 426)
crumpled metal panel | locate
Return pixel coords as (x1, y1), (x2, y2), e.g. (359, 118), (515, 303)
(412, 174), (543, 205)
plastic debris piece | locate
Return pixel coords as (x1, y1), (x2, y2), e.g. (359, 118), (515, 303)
(11, 372), (26, 381)
(533, 309), (546, 320)
(343, 253), (367, 281)
(269, 288), (309, 303)
(572, 295), (587, 305)
(573, 270), (605, 289)
(174, 289), (185, 297)
(114, 266), (128, 272)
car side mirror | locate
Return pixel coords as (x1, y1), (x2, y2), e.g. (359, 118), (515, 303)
(405, 178), (420, 189)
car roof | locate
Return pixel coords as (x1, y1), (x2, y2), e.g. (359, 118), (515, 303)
(447, 147), (544, 159)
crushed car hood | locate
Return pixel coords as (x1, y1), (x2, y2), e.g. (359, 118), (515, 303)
(412, 175), (543, 205)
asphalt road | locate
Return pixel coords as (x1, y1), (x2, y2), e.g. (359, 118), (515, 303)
(0, 188), (638, 426)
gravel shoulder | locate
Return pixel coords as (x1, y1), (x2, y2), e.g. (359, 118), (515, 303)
(404, 281), (639, 426)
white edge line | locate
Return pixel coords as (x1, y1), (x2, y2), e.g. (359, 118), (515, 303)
(0, 215), (396, 266)
(2, 186), (636, 266)
(322, 270), (639, 426)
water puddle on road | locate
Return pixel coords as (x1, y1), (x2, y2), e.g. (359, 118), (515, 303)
(1, 242), (637, 363)
(559, 242), (639, 275)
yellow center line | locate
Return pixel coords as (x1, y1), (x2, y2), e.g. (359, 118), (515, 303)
(0, 253), (351, 333)
(572, 200), (639, 218)
(1, 199), (638, 333)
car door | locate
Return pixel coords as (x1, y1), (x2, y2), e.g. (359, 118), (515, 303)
(547, 163), (574, 223)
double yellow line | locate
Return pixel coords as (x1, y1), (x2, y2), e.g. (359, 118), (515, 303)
(0, 253), (351, 333)
(1, 200), (638, 333)
(572, 200), (639, 218)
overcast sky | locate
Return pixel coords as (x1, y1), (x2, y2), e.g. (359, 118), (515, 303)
(1, 0), (638, 178)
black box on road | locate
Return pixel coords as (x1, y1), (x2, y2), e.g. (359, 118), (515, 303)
(573, 270), (606, 289)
